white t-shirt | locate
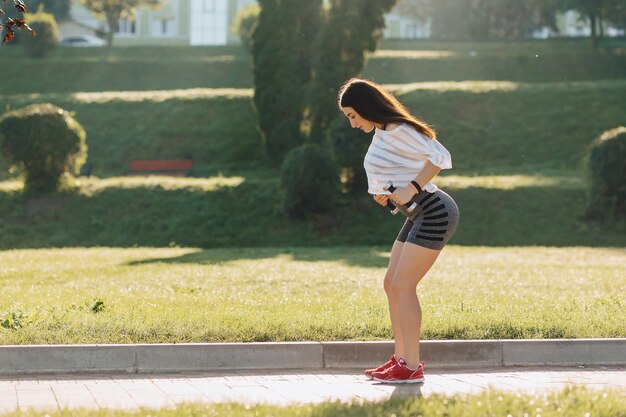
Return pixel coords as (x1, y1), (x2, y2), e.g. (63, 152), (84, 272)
(363, 123), (452, 195)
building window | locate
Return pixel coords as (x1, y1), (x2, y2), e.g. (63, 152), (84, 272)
(191, 0), (227, 45)
(203, 0), (215, 12)
(117, 19), (136, 35)
(152, 18), (176, 37)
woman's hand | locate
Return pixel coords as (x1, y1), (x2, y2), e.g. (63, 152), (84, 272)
(390, 185), (417, 205)
(373, 194), (389, 206)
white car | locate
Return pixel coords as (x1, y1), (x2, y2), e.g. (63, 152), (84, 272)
(60, 35), (106, 47)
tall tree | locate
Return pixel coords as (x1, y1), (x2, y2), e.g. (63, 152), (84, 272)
(566, 0), (612, 49)
(308, 0), (396, 144)
(430, 0), (540, 40)
(604, 0), (626, 33)
(79, 0), (162, 47)
(393, 0), (433, 37)
(252, 0), (322, 161)
(536, 0), (626, 49)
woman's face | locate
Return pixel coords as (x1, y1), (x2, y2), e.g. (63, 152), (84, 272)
(341, 106), (377, 133)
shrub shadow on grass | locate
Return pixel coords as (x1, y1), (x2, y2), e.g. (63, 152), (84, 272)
(126, 246), (391, 269)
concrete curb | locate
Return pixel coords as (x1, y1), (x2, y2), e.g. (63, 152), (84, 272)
(1, 339), (624, 375)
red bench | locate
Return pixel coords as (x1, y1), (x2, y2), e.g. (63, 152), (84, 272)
(128, 159), (194, 177)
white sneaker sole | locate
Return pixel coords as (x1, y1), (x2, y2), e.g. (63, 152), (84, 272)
(372, 376), (425, 384)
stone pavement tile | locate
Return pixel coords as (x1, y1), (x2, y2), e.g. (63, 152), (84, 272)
(16, 377), (38, 385)
(257, 374), (289, 381)
(0, 382), (16, 396)
(117, 380), (176, 409)
(51, 383), (99, 409)
(228, 385), (292, 406)
(281, 374), (306, 381)
(16, 386), (59, 412)
(255, 380), (325, 404)
(344, 382), (397, 403)
(222, 377), (267, 388)
(0, 366), (622, 413)
(0, 392), (18, 414)
(185, 380), (240, 404)
(151, 379), (212, 404)
(86, 381), (138, 409)
(419, 374), (485, 396)
(124, 395), (175, 409)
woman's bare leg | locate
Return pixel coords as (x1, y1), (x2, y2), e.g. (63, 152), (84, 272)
(384, 240), (405, 359)
(390, 243), (441, 369)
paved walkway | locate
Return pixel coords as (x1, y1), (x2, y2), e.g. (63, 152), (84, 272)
(0, 366), (624, 413)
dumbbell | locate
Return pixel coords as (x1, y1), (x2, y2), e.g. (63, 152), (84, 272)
(383, 181), (418, 215)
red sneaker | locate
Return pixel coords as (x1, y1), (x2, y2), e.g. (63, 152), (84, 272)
(371, 358), (425, 384)
(364, 355), (397, 380)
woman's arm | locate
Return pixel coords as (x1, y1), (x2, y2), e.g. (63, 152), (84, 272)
(389, 161), (442, 205)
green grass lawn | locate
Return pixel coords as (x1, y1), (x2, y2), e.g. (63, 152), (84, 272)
(0, 387), (624, 417)
(1, 245), (624, 344)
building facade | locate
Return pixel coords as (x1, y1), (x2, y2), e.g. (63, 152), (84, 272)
(62, 0), (623, 46)
(62, 0), (256, 46)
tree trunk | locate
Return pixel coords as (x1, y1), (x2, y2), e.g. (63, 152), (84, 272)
(590, 12), (599, 50)
(105, 12), (118, 47)
(598, 15), (604, 40)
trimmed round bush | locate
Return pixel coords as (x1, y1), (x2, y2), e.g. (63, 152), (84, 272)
(281, 144), (340, 218)
(329, 115), (370, 194)
(586, 126), (626, 221)
(0, 103), (87, 193)
(20, 8), (60, 58)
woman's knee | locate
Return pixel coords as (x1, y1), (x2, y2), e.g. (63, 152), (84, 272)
(390, 273), (418, 294)
(383, 273), (395, 295)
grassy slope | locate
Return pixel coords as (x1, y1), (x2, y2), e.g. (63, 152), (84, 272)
(0, 40), (624, 248)
(2, 39), (625, 94)
(1, 247), (624, 344)
(0, 174), (624, 248)
(0, 45), (253, 94)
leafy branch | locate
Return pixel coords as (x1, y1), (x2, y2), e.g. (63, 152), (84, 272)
(1, 0), (35, 44)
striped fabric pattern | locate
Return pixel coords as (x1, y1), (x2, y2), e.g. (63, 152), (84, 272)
(364, 124), (452, 195)
(396, 189), (460, 250)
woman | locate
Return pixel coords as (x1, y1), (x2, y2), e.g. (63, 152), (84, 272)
(338, 78), (459, 384)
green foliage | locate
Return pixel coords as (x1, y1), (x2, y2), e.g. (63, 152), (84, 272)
(91, 299), (105, 313)
(309, 0), (396, 143)
(281, 144), (340, 218)
(535, 0), (626, 48)
(329, 115), (370, 194)
(0, 311), (25, 330)
(429, 0), (540, 40)
(79, 0), (164, 46)
(28, 0), (71, 20)
(252, 0), (322, 162)
(20, 7), (60, 58)
(586, 126), (626, 222)
(0, 103), (87, 193)
(605, 0), (626, 31)
(230, 3), (260, 52)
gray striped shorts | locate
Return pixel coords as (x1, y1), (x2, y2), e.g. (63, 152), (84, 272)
(395, 189), (459, 250)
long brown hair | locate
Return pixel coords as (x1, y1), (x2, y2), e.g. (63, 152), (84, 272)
(337, 78), (436, 139)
